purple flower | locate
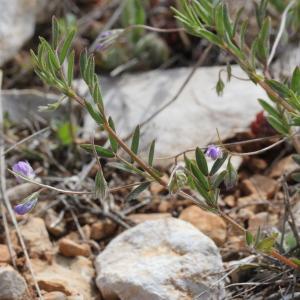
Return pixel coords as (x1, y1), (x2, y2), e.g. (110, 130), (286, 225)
(12, 161), (35, 182)
(14, 193), (38, 215)
(95, 29), (124, 52)
(99, 31), (113, 39)
(206, 145), (222, 160)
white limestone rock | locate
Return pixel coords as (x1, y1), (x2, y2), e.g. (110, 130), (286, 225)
(95, 218), (225, 300)
(0, 0), (46, 65)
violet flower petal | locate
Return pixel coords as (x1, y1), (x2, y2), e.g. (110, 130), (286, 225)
(14, 197), (38, 215)
(12, 161), (35, 182)
(206, 145), (222, 160)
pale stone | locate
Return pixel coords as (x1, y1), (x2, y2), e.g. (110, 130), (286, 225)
(19, 217), (53, 257)
(0, 0), (46, 65)
(127, 213), (171, 224)
(32, 255), (96, 299)
(0, 265), (27, 300)
(179, 205), (227, 246)
(95, 218), (224, 300)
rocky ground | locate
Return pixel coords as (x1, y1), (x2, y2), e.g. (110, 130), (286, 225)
(1, 121), (300, 299)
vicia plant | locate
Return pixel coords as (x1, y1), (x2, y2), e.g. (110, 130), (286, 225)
(11, 0), (300, 271)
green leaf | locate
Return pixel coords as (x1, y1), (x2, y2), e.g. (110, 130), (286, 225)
(190, 162), (209, 190)
(195, 29), (223, 46)
(256, 17), (271, 63)
(292, 154), (300, 165)
(121, 0), (145, 42)
(84, 56), (95, 86)
(210, 152), (228, 175)
(239, 20), (248, 50)
(93, 76), (104, 110)
(59, 29), (76, 64)
(266, 79), (291, 98)
(126, 182), (150, 202)
(267, 115), (289, 135)
(95, 170), (108, 200)
(122, 0), (145, 26)
(250, 38), (258, 68)
(108, 117), (118, 153)
(131, 125), (140, 155)
(30, 50), (39, 67)
(84, 100), (104, 126)
(108, 162), (145, 176)
(224, 159), (237, 189)
(56, 121), (76, 145)
(256, 234), (277, 253)
(193, 177), (210, 201)
(80, 144), (115, 158)
(215, 3), (225, 37)
(80, 50), (88, 79)
(254, 226), (261, 248)
(291, 67), (300, 95)
(233, 7), (244, 37)
(67, 50), (75, 86)
(52, 16), (60, 49)
(184, 155), (195, 189)
(222, 4), (233, 38)
(246, 231), (254, 246)
(211, 170), (227, 189)
(191, 0), (212, 25)
(148, 140), (155, 167)
(291, 172), (300, 182)
(40, 38), (61, 69)
(258, 99), (281, 120)
(255, 0), (268, 27)
(195, 147), (208, 176)
(216, 76), (225, 96)
(291, 258), (300, 267)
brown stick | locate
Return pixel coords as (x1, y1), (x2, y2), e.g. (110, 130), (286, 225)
(270, 249), (300, 270)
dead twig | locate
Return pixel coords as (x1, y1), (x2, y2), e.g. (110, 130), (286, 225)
(3, 126), (50, 156)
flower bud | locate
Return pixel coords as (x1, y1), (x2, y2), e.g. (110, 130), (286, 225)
(12, 161), (35, 182)
(14, 192), (39, 215)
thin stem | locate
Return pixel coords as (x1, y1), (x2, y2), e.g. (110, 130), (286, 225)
(8, 169), (152, 196)
(269, 249), (300, 270)
(3, 127), (50, 155)
(103, 121), (168, 186)
(219, 211), (246, 233)
(128, 24), (185, 33)
(8, 170), (92, 195)
(156, 134), (283, 161)
(227, 136), (288, 156)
